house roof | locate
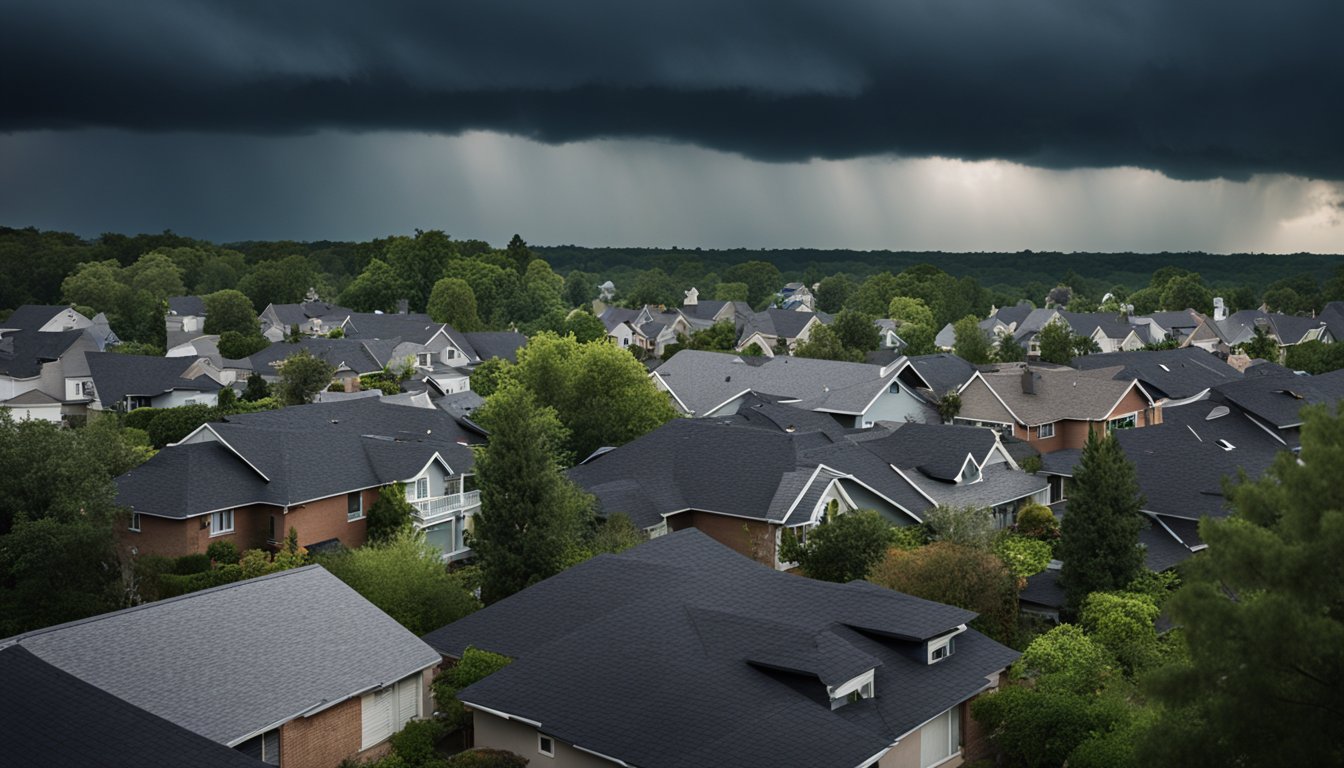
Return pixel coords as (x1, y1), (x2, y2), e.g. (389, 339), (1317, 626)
(244, 337), (385, 376)
(0, 304), (82, 331)
(1217, 310), (1327, 347)
(1211, 368), (1344, 430)
(961, 364), (1146, 426)
(0, 645), (267, 768)
(423, 530), (1017, 768)
(461, 331), (527, 363)
(266, 300), (354, 327)
(902, 353), (978, 395)
(0, 328), (86, 378)
(1, 566), (440, 747)
(1071, 347), (1243, 400)
(1, 388), (63, 406)
(857, 422), (995, 481)
(341, 312), (444, 345)
(115, 398), (479, 520)
(167, 295), (207, 316)
(737, 308), (830, 344)
(85, 352), (222, 407)
(1019, 569), (1065, 610)
(655, 349), (894, 416)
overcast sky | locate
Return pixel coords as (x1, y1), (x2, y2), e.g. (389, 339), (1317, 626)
(3, 1), (1342, 252)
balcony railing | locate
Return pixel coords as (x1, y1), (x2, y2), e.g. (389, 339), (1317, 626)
(410, 490), (481, 522)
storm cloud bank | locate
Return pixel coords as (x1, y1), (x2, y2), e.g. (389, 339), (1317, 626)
(4, 1), (1342, 181)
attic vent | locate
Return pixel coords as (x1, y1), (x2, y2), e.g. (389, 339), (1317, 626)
(1205, 406), (1230, 420)
(1280, 389), (1305, 400)
(1217, 439), (1235, 451)
(1158, 364), (1170, 372)
(725, 375), (731, 382)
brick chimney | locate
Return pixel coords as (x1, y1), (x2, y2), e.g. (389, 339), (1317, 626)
(1021, 366), (1036, 395)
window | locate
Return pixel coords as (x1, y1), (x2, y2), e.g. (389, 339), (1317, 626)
(417, 353), (432, 368)
(348, 491), (364, 521)
(210, 509), (234, 536)
(927, 634), (956, 664)
(361, 674), (421, 751)
(1108, 413), (1137, 432)
(445, 348), (456, 359)
(538, 734), (555, 757)
(417, 478), (429, 499)
(1038, 422), (1055, 439)
(889, 381), (901, 394)
(236, 729), (280, 766)
(128, 512), (141, 532)
(919, 706), (962, 768)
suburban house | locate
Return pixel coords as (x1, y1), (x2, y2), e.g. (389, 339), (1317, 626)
(114, 398), (483, 560)
(598, 305), (689, 356)
(422, 529), (1020, 768)
(2, 644), (268, 768)
(936, 307), (1151, 356)
(776, 280), (816, 310)
(86, 351), (225, 411)
(569, 410), (1047, 566)
(1, 566), (441, 768)
(1071, 346), (1243, 403)
(0, 306), (105, 422)
(652, 350), (934, 427)
(259, 295), (356, 341)
(1214, 309), (1332, 354)
(955, 363), (1160, 452)
(166, 295), (209, 349)
(734, 307), (832, 356)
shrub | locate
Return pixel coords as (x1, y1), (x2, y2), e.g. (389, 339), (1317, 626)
(1020, 455), (1042, 474)
(889, 524), (929, 550)
(123, 407), (159, 431)
(172, 553), (212, 575)
(389, 719), (447, 766)
(206, 539), (239, 565)
(924, 504), (995, 548)
(158, 564), (242, 597)
(871, 542), (1018, 644)
(146, 404), (219, 448)
(1015, 503), (1059, 540)
(367, 486), (415, 543)
(434, 647), (513, 730)
(1018, 624), (1116, 695)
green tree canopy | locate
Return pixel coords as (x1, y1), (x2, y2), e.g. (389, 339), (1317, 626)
(338, 258), (407, 313)
(1159, 273), (1213, 314)
(713, 281), (749, 303)
(815, 274), (856, 313)
(887, 296), (935, 328)
(831, 309), (881, 353)
(870, 541), (1019, 644)
(470, 383), (595, 603)
(1140, 405), (1344, 767)
(722, 260), (783, 307)
(275, 349), (336, 406)
(237, 254), (319, 311)
(427, 277), (480, 331)
(1238, 324), (1280, 361)
(1037, 319), (1077, 364)
(217, 330), (270, 360)
(1058, 430), (1144, 613)
(366, 485), (415, 544)
(952, 315), (991, 364)
(994, 330), (1027, 362)
(201, 289), (258, 336)
(792, 323), (863, 362)
(561, 310), (608, 343)
(779, 509), (893, 583)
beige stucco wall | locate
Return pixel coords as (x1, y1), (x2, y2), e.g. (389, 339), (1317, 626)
(473, 711), (617, 768)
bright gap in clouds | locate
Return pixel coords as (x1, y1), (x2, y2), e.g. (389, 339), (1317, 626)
(0, 129), (1341, 253)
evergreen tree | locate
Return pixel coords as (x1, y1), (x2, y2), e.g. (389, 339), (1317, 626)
(366, 486), (415, 544)
(470, 384), (595, 603)
(1139, 405), (1344, 767)
(953, 315), (991, 364)
(1058, 430), (1144, 613)
(994, 330), (1027, 362)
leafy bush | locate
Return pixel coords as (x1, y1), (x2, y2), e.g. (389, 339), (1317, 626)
(1017, 624), (1116, 695)
(992, 534), (1052, 580)
(434, 647), (513, 730)
(388, 719), (447, 766)
(778, 510), (893, 583)
(146, 404), (218, 448)
(1015, 503), (1059, 541)
(172, 553), (212, 575)
(124, 407), (160, 431)
(1080, 592), (1161, 676)
(367, 486), (415, 543)
(1019, 455), (1042, 474)
(972, 685), (1131, 768)
(159, 564), (242, 597)
(871, 542), (1018, 644)
(924, 504), (995, 548)
(206, 539), (239, 565)
(889, 524), (929, 550)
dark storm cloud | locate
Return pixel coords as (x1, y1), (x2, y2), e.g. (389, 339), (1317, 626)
(3, 1), (1342, 180)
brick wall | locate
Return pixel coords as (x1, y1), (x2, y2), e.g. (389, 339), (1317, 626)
(279, 696), (363, 768)
(667, 510), (776, 566)
(279, 488), (374, 550)
(120, 504), (273, 560)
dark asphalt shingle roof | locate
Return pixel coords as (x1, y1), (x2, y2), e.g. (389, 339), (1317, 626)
(3, 566), (440, 746)
(0, 328), (85, 378)
(737, 308), (830, 343)
(1211, 369), (1344, 429)
(244, 337), (385, 376)
(167, 296), (207, 316)
(1072, 347), (1243, 400)
(85, 352), (222, 407)
(903, 353), (978, 394)
(461, 331), (526, 363)
(424, 530), (1016, 768)
(655, 349), (894, 416)
(0, 645), (266, 768)
(116, 398), (479, 519)
(1, 304), (81, 331)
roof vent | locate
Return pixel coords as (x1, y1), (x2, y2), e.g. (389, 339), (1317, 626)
(725, 375), (731, 382)
(1206, 406), (1230, 420)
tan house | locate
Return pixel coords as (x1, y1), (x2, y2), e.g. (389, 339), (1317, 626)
(955, 364), (1160, 453)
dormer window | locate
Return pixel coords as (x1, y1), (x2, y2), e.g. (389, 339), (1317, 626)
(927, 625), (967, 664)
(827, 668), (876, 710)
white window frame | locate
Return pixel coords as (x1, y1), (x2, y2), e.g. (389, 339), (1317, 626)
(210, 509), (234, 536)
(1108, 413), (1137, 432)
(129, 512), (141, 532)
(348, 491), (364, 521)
(538, 733), (555, 757)
(1038, 422), (1055, 439)
(919, 706), (962, 768)
(417, 477), (429, 499)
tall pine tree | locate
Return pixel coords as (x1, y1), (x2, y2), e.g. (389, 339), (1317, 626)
(1140, 405), (1344, 766)
(470, 383), (594, 604)
(1058, 429), (1144, 613)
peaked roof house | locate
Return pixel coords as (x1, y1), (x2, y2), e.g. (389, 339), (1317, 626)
(86, 351), (225, 411)
(259, 297), (357, 341)
(569, 414), (1046, 566)
(955, 363), (1160, 453)
(423, 530), (1019, 768)
(652, 350), (936, 427)
(1, 644), (267, 768)
(734, 307), (832, 356)
(166, 295), (210, 349)
(0, 319), (103, 423)
(115, 398), (483, 561)
(2, 566), (441, 768)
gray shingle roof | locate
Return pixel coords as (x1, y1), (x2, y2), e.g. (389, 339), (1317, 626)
(656, 349), (893, 416)
(85, 352), (222, 407)
(903, 353), (977, 395)
(1072, 347), (1242, 400)
(423, 530), (1016, 768)
(341, 312), (445, 345)
(1, 304), (80, 331)
(0, 645), (267, 768)
(267, 300), (354, 327)
(244, 337), (384, 376)
(116, 398), (479, 519)
(1211, 369), (1344, 430)
(461, 331), (526, 363)
(737, 308), (830, 344)
(0, 328), (85, 378)
(961, 364), (1144, 426)
(2, 566), (440, 746)
(167, 296), (207, 316)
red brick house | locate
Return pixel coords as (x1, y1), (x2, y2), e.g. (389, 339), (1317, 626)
(116, 398), (483, 561)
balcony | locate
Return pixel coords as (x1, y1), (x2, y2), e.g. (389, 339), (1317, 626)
(410, 490), (481, 522)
